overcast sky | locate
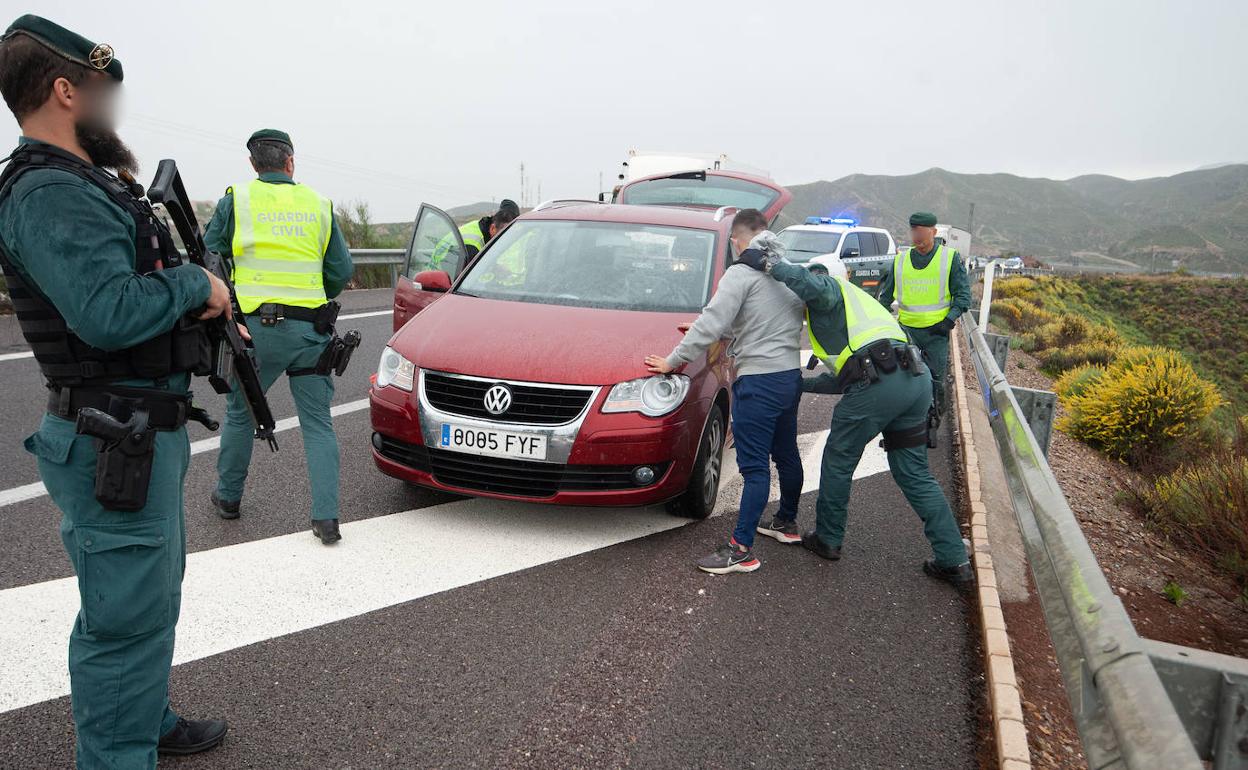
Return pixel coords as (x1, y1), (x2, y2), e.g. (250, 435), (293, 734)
(7, 0), (1246, 221)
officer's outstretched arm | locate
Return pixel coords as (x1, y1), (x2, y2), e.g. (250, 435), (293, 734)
(801, 372), (841, 394)
(768, 261), (842, 312)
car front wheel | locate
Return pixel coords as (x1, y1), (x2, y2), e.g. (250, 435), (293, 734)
(666, 406), (726, 519)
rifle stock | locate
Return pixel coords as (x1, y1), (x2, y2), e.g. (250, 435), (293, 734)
(148, 159), (279, 451)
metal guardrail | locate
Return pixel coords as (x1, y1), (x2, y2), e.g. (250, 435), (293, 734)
(962, 301), (1248, 768)
(349, 248), (405, 287)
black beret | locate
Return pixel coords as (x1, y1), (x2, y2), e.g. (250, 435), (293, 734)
(2, 14), (123, 82)
(909, 212), (938, 227)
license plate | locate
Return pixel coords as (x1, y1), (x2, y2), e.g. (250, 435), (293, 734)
(439, 423), (548, 460)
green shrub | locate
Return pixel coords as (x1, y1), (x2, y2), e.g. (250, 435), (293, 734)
(1054, 364), (1106, 398)
(1147, 456), (1248, 583)
(993, 276), (1039, 301)
(1059, 346), (1224, 464)
(1023, 314), (1122, 353)
(1041, 342), (1120, 373)
(989, 299), (1023, 329)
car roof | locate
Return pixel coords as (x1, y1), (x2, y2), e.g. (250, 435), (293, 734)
(521, 202), (728, 230)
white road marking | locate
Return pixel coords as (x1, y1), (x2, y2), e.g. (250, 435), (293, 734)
(338, 309), (391, 321)
(0, 309), (391, 364)
(0, 497), (688, 713)
(0, 399), (370, 509)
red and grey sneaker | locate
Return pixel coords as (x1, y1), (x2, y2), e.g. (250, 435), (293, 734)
(697, 540), (760, 575)
(756, 516), (802, 544)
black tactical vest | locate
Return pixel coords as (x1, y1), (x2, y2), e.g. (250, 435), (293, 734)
(0, 143), (212, 387)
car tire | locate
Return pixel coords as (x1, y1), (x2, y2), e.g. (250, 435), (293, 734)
(666, 406), (726, 520)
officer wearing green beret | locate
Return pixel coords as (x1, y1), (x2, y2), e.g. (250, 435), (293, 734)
(735, 246), (973, 584)
(0, 14), (229, 765)
(876, 212), (972, 414)
(203, 129), (353, 543)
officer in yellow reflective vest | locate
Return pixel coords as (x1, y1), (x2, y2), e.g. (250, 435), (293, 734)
(430, 199), (520, 272)
(204, 129), (354, 544)
(736, 247), (973, 585)
(876, 212), (971, 414)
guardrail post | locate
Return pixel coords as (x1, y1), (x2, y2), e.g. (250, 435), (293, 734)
(984, 332), (1011, 372)
(1010, 386), (1057, 456)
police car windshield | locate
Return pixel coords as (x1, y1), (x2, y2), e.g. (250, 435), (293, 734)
(455, 220), (717, 313)
(775, 230), (842, 262)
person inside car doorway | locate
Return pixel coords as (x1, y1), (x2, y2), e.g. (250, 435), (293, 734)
(430, 198), (520, 271)
(644, 209), (806, 574)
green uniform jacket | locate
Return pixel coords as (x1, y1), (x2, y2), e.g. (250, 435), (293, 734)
(875, 246), (972, 323)
(203, 171), (353, 299)
(0, 137), (210, 367)
(768, 260), (858, 394)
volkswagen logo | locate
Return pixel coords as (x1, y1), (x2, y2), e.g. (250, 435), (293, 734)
(483, 384), (513, 415)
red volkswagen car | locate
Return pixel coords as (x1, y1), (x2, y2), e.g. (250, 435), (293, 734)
(369, 171), (791, 518)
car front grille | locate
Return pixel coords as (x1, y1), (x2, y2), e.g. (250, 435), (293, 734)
(375, 434), (667, 498)
(422, 371), (593, 425)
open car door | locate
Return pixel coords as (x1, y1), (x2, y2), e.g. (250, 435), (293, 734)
(615, 170), (791, 224)
(393, 203), (467, 332)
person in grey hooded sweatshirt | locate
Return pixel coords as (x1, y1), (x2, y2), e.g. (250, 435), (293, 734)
(645, 208), (806, 574)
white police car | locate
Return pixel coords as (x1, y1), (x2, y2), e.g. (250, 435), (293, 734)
(775, 217), (897, 291)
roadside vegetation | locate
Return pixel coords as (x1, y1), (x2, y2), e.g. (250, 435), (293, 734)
(989, 274), (1248, 590)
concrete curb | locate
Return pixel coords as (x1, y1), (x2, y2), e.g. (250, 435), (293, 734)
(950, 327), (1032, 769)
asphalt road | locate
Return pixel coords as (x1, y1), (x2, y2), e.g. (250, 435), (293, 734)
(0, 289), (982, 769)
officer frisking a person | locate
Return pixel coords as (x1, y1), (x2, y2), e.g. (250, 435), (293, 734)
(875, 212), (971, 416)
(0, 14), (234, 764)
(204, 129), (359, 544)
(736, 240), (974, 585)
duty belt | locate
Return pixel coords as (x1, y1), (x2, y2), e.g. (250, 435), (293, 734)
(46, 385), (210, 431)
(245, 303), (320, 325)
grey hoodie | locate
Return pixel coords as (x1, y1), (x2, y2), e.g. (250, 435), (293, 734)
(664, 231), (805, 376)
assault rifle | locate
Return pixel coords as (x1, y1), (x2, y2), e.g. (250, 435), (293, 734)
(147, 158), (279, 451)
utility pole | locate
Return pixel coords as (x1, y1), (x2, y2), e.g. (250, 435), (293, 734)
(519, 163), (526, 208)
(967, 202), (975, 234)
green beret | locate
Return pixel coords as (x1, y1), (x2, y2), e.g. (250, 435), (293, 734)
(247, 129), (293, 150)
(2, 14), (123, 82)
(909, 212), (938, 228)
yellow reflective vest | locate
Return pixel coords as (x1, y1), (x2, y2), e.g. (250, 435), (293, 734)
(809, 276), (908, 374)
(231, 179), (332, 313)
(893, 245), (953, 328)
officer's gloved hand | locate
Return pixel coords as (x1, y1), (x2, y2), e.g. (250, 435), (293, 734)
(932, 316), (957, 337)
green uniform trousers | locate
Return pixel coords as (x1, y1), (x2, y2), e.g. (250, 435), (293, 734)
(811, 365), (968, 567)
(216, 318), (340, 520)
(906, 324), (951, 413)
(26, 408), (189, 769)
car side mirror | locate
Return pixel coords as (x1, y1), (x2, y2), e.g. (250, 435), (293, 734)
(413, 270), (452, 293)
(842, 248), (860, 258)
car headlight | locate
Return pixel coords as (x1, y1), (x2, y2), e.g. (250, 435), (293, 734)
(376, 346), (415, 391)
(602, 375), (691, 417)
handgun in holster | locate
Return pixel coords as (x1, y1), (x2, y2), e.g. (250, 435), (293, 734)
(76, 399), (157, 512)
(290, 329), (363, 378)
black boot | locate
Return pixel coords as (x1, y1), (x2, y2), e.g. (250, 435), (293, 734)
(157, 717), (228, 756)
(312, 518), (342, 545)
(800, 531), (842, 561)
(211, 492), (240, 520)
(923, 559), (975, 586)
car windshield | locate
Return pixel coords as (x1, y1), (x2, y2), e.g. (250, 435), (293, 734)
(775, 230), (843, 263)
(455, 220), (717, 313)
(619, 173), (780, 212)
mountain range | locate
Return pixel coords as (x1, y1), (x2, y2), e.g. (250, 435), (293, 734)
(778, 164), (1248, 274)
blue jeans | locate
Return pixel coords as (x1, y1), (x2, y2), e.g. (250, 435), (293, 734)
(730, 369), (803, 548)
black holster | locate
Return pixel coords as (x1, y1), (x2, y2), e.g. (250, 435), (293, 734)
(313, 301), (341, 335)
(290, 329), (362, 378)
(880, 423), (930, 452)
(76, 399), (157, 512)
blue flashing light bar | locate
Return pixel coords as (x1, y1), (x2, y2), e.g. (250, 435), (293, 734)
(804, 216), (858, 226)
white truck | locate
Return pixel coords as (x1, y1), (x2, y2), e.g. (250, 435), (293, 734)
(604, 150), (772, 200)
(935, 224), (973, 270)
